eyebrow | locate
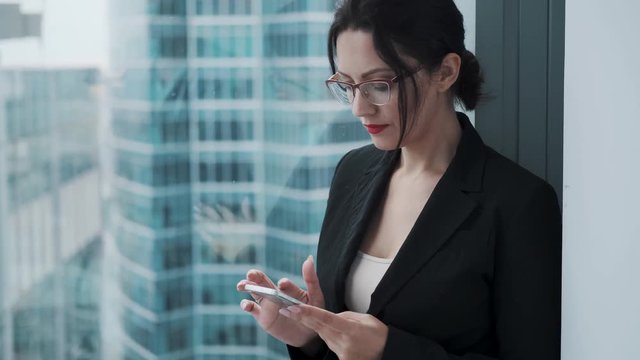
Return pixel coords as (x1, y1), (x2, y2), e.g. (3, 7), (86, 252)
(337, 67), (394, 79)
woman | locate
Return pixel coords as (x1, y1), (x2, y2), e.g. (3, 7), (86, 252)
(237, 0), (561, 359)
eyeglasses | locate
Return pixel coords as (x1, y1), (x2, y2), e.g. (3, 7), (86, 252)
(324, 65), (423, 106)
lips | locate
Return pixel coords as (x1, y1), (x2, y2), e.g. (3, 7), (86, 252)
(363, 124), (389, 135)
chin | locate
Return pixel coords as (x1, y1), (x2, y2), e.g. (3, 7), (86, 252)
(371, 137), (399, 151)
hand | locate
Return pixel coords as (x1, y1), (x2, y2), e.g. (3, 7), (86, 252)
(279, 304), (389, 360)
(237, 256), (325, 348)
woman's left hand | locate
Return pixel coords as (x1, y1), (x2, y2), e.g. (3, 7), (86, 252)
(279, 304), (388, 360)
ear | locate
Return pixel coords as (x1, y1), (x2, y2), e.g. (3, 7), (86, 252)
(435, 53), (461, 93)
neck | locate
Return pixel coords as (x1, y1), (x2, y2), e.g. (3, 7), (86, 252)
(397, 108), (462, 176)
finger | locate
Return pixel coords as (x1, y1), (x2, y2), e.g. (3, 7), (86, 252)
(236, 279), (255, 291)
(282, 304), (349, 334)
(237, 280), (265, 303)
(337, 311), (364, 321)
(279, 305), (350, 353)
(246, 269), (277, 288)
(240, 299), (263, 318)
(280, 308), (335, 339)
(277, 278), (310, 304)
(302, 256), (325, 307)
(237, 279), (261, 290)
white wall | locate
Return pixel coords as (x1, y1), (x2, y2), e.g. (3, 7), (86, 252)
(563, 1), (640, 359)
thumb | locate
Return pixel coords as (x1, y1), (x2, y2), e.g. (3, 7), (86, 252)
(302, 255), (325, 307)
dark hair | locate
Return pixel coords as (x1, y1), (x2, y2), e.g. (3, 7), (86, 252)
(327, 0), (484, 146)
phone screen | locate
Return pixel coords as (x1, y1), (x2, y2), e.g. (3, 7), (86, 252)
(243, 284), (304, 307)
(256, 292), (302, 307)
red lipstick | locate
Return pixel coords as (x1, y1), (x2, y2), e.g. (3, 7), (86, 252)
(364, 124), (388, 134)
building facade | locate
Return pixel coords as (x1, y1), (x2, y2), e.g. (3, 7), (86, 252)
(259, 1), (369, 357)
(107, 0), (367, 359)
(0, 68), (102, 360)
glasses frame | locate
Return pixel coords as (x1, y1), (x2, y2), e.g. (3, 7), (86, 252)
(324, 65), (424, 106)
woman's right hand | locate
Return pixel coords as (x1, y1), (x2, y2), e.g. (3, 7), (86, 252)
(236, 255), (325, 348)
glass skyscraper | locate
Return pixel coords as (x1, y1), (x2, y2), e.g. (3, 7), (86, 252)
(260, 1), (369, 357)
(107, 1), (367, 359)
(0, 68), (102, 360)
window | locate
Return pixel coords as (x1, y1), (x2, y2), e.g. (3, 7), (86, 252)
(202, 315), (256, 346)
(264, 152), (345, 190)
(200, 274), (253, 305)
(198, 110), (254, 141)
(196, 25), (253, 58)
(266, 236), (316, 274)
(123, 309), (155, 353)
(264, 22), (328, 57)
(164, 318), (191, 352)
(197, 67), (254, 99)
(196, 0), (253, 15)
(198, 192), (257, 223)
(197, 229), (260, 265)
(150, 25), (188, 58)
(116, 190), (191, 229)
(264, 66), (330, 101)
(266, 196), (327, 234)
(116, 152), (191, 186)
(113, 108), (190, 143)
(199, 152), (255, 183)
(1, 1), (476, 359)
(159, 277), (193, 312)
(148, 0), (187, 16)
(262, 0), (335, 14)
(160, 235), (193, 270)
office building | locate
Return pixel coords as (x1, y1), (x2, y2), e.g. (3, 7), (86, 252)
(0, 67), (102, 360)
(107, 0), (366, 359)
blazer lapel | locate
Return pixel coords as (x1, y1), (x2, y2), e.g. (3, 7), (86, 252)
(331, 149), (400, 312)
(368, 113), (486, 316)
(367, 168), (478, 316)
(328, 113), (486, 315)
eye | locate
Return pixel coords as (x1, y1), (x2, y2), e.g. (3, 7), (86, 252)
(371, 82), (388, 91)
(363, 82), (388, 93)
(335, 82), (351, 92)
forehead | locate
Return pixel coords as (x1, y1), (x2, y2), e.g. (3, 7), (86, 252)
(335, 30), (390, 76)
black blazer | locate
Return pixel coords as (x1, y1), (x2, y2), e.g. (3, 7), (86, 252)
(289, 113), (562, 359)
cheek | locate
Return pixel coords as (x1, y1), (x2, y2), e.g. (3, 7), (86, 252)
(384, 107), (401, 127)
(382, 97), (401, 125)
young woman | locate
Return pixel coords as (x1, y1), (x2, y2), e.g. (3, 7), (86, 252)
(237, 1), (561, 359)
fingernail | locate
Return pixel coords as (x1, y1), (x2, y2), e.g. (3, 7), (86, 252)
(288, 306), (301, 314)
(307, 255), (314, 263)
(279, 308), (292, 318)
(240, 300), (249, 311)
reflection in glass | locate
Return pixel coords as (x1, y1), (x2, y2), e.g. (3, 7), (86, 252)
(105, 1), (368, 358)
(1, 0), (378, 359)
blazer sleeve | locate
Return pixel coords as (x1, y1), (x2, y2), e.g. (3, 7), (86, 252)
(381, 183), (562, 360)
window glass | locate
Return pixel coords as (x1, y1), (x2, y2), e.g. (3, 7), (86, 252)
(0, 1), (476, 359)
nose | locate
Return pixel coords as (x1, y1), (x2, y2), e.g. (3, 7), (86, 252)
(351, 88), (376, 118)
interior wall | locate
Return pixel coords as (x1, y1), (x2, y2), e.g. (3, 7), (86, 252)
(563, 1), (640, 359)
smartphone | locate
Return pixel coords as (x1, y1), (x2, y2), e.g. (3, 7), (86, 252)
(243, 284), (304, 307)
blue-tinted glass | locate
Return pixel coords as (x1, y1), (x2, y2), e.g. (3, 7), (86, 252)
(1, 0), (383, 359)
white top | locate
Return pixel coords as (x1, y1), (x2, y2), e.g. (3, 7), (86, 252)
(344, 251), (393, 313)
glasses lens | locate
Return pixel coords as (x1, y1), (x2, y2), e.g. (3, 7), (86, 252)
(326, 81), (352, 105)
(360, 81), (390, 105)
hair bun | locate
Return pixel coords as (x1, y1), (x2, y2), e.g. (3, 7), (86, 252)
(456, 50), (483, 110)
